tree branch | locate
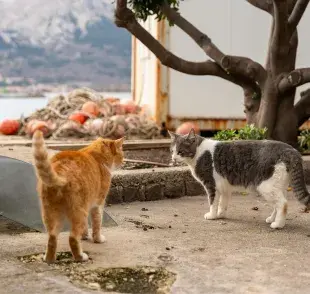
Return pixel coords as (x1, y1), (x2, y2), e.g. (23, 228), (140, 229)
(270, 0), (289, 74)
(220, 56), (266, 85)
(288, 0), (310, 32)
(245, 0), (274, 14)
(114, 6), (214, 75)
(114, 1), (258, 90)
(246, 0), (298, 72)
(160, 3), (267, 85)
(278, 68), (310, 92)
(245, 0), (298, 15)
(160, 4), (224, 64)
(295, 88), (310, 126)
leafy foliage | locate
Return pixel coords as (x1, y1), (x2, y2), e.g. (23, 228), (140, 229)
(298, 130), (310, 151)
(215, 126), (310, 151)
(128, 0), (182, 22)
(213, 129), (238, 141)
(214, 124), (267, 141)
(252, 91), (261, 100)
(237, 124), (268, 140)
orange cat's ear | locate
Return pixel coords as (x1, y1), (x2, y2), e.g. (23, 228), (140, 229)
(115, 137), (125, 149)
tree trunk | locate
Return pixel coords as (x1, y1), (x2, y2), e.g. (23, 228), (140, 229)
(253, 91), (298, 147)
(273, 102), (298, 147)
(245, 5), (300, 148)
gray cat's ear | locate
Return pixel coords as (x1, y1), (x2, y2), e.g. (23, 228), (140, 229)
(187, 128), (196, 139)
(168, 130), (177, 140)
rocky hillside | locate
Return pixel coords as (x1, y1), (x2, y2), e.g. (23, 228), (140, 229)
(0, 0), (131, 88)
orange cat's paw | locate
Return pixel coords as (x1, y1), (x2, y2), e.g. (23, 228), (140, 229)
(81, 233), (90, 240)
(81, 252), (89, 261)
(74, 252), (89, 262)
(43, 253), (56, 264)
(93, 234), (106, 244)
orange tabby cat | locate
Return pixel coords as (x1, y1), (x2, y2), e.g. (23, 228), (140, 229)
(32, 130), (124, 264)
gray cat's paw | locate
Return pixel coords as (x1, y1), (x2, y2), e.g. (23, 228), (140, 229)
(217, 210), (227, 219)
(265, 216), (275, 224)
(204, 212), (218, 220)
(270, 221), (285, 229)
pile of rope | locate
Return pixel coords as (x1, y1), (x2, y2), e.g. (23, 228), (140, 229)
(18, 87), (160, 140)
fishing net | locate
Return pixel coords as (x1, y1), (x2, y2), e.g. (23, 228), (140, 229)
(17, 87), (160, 140)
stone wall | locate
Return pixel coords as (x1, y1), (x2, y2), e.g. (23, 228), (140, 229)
(107, 166), (205, 204)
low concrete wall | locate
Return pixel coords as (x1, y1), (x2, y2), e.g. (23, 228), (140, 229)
(107, 166), (205, 204)
(107, 156), (310, 204)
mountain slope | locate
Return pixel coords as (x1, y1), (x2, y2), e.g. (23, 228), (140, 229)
(0, 0), (131, 88)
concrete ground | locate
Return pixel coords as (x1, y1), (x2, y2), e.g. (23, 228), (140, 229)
(1, 192), (310, 294)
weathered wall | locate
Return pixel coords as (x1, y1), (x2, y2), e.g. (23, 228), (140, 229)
(168, 0), (310, 118)
(132, 16), (158, 117)
(133, 0), (310, 122)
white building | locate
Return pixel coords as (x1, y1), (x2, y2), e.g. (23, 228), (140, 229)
(131, 0), (310, 131)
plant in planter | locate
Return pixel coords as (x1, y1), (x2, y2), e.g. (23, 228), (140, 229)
(214, 124), (267, 141)
(213, 129), (238, 141)
(298, 130), (310, 152)
(237, 124), (268, 140)
(214, 124), (310, 153)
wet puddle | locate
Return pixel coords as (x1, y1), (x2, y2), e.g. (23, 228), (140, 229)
(69, 266), (176, 293)
(18, 252), (176, 293)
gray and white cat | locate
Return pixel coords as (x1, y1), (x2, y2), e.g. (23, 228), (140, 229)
(168, 128), (310, 229)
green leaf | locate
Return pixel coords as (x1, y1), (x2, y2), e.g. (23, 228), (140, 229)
(213, 124), (267, 141)
(299, 129), (310, 151)
(128, 0), (183, 22)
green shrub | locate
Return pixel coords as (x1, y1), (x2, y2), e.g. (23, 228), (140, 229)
(213, 129), (238, 141)
(214, 124), (267, 141)
(298, 130), (310, 151)
(214, 125), (310, 152)
(237, 124), (268, 140)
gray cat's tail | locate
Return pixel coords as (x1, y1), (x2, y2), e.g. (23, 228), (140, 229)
(288, 151), (310, 207)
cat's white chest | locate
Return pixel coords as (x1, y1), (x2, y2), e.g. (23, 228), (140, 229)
(187, 155), (229, 194)
(189, 166), (202, 185)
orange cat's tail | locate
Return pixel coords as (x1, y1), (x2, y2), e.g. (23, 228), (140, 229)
(32, 130), (66, 187)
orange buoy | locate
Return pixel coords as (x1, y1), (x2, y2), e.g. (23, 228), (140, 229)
(81, 101), (100, 116)
(68, 112), (88, 124)
(0, 119), (20, 135)
(175, 121), (200, 135)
